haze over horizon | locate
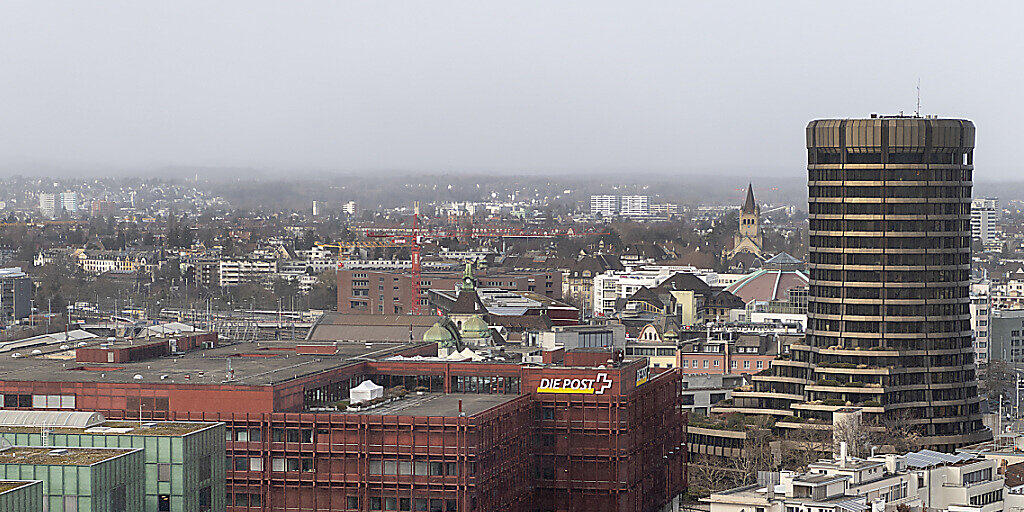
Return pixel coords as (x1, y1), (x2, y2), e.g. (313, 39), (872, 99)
(2, 1), (1022, 178)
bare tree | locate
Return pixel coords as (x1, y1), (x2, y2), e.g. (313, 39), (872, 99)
(688, 453), (732, 497)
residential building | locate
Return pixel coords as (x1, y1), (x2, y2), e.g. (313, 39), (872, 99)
(0, 267), (31, 326)
(592, 266), (716, 317)
(218, 259), (278, 287)
(677, 332), (794, 375)
(337, 267), (561, 315)
(620, 195), (650, 217)
(532, 323), (626, 352)
(38, 193), (57, 219)
(60, 191), (78, 216)
(972, 197), (1000, 250)
(311, 200), (324, 217)
(590, 195), (619, 217)
(987, 309), (1024, 364)
(972, 281), (992, 365)
(75, 250), (154, 274)
(342, 201), (357, 216)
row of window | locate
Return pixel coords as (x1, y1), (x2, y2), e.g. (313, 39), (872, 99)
(680, 359), (764, 370)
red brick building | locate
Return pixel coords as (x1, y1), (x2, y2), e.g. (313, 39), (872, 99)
(0, 339), (686, 512)
(338, 268), (562, 315)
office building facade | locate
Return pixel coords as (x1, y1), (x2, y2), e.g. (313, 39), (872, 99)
(725, 116), (987, 451)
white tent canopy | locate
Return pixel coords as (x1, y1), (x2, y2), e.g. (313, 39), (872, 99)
(349, 380), (384, 404)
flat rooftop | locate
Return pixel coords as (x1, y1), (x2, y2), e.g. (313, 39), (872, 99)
(0, 420), (217, 437)
(0, 341), (418, 386)
(346, 393), (516, 417)
(0, 481), (37, 494)
(0, 446), (136, 466)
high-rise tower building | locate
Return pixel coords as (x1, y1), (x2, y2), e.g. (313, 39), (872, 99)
(724, 116), (988, 451)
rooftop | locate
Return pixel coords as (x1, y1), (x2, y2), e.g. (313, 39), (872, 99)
(0, 420), (218, 437)
(0, 481), (37, 494)
(346, 393), (516, 418)
(0, 340), (416, 386)
(0, 446), (137, 466)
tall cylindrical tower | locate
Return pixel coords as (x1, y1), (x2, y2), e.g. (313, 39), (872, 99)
(804, 116), (984, 449)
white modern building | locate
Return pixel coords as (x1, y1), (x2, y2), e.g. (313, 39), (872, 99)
(592, 266), (716, 317)
(620, 195), (650, 217)
(38, 193), (57, 219)
(707, 448), (1003, 512)
(972, 198), (1000, 250)
(590, 195), (619, 217)
(218, 259), (278, 287)
(59, 191), (78, 215)
(972, 281), (992, 365)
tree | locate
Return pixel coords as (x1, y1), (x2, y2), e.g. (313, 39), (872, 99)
(687, 453), (731, 498)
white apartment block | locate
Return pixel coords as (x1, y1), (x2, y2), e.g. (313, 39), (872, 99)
(38, 193), (57, 219)
(972, 198), (1000, 248)
(971, 281), (992, 365)
(60, 191), (78, 215)
(619, 195), (649, 217)
(592, 266), (715, 317)
(219, 259), (278, 287)
(590, 195), (619, 217)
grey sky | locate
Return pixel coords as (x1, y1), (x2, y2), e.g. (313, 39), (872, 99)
(1, 1), (1021, 178)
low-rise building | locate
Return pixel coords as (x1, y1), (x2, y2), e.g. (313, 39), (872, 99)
(0, 411), (225, 512)
(0, 443), (145, 512)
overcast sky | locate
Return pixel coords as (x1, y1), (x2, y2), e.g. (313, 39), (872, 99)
(1, 1), (1021, 178)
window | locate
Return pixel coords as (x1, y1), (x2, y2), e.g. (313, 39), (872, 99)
(234, 457), (248, 471)
(756, 360), (764, 369)
(348, 497), (360, 510)
(111, 486), (126, 512)
(63, 496), (77, 512)
(157, 463), (172, 481)
(199, 486), (212, 512)
(743, 360), (750, 369)
(159, 494), (171, 512)
(199, 455), (211, 480)
(703, 360), (709, 368)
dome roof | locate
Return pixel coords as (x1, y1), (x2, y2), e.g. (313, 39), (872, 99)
(423, 322), (457, 344)
(460, 315), (490, 338)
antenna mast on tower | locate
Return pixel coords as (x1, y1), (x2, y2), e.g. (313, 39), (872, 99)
(915, 78), (921, 117)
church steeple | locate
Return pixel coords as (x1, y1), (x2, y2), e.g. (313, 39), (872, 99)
(741, 183), (757, 214)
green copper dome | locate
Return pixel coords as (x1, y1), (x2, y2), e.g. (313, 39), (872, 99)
(460, 315), (490, 339)
(424, 322), (457, 347)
